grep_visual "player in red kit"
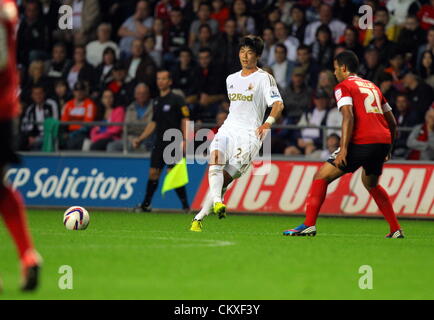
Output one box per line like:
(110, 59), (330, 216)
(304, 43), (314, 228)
(283, 50), (404, 238)
(0, 0), (42, 291)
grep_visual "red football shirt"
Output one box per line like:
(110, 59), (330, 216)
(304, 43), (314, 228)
(334, 75), (392, 145)
(0, 0), (19, 121)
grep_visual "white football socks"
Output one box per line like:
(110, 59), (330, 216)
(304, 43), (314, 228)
(194, 187), (227, 221)
(208, 165), (224, 204)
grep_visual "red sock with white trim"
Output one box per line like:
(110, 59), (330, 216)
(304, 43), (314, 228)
(369, 185), (401, 232)
(0, 187), (35, 265)
(304, 179), (328, 227)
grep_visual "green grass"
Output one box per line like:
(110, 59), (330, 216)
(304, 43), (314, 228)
(1, 209), (434, 300)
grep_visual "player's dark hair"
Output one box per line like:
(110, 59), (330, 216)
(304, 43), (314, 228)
(334, 50), (360, 73)
(239, 35), (264, 57)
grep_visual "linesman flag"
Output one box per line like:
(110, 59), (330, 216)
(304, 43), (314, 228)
(161, 157), (189, 196)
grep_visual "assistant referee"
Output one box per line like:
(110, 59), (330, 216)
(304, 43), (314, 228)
(133, 70), (190, 212)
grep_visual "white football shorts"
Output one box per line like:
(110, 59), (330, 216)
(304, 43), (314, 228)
(209, 126), (262, 179)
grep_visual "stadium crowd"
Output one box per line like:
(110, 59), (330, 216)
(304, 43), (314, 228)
(15, 0), (434, 160)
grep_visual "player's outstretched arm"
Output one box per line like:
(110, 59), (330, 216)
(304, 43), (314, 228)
(383, 111), (397, 161)
(256, 101), (284, 140)
(335, 104), (354, 167)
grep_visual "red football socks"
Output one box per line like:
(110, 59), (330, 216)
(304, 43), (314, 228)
(0, 187), (34, 263)
(304, 179), (328, 227)
(369, 185), (401, 232)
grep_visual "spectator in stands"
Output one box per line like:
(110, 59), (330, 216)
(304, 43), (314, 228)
(340, 27), (364, 61)
(19, 86), (58, 151)
(281, 69), (313, 126)
(193, 48), (226, 121)
(308, 133), (341, 160)
(154, 0), (180, 23)
(21, 60), (52, 105)
(63, 0), (101, 45)
(17, 0), (51, 67)
(263, 6), (282, 31)
(288, 4), (308, 45)
(125, 39), (157, 87)
(363, 6), (400, 46)
(418, 50), (434, 87)
(294, 45), (320, 88)
(417, 0), (434, 31)
(306, 0), (321, 23)
(386, 0), (417, 26)
(66, 46), (97, 95)
(285, 90), (330, 156)
(407, 108), (434, 160)
(397, 15), (426, 65)
(45, 42), (72, 82)
(90, 90), (125, 151)
(230, 0), (255, 36)
(270, 43), (295, 89)
(52, 79), (72, 115)
(317, 69), (337, 99)
(86, 23), (120, 68)
(144, 35), (163, 68)
(311, 24), (335, 71)
(118, 0), (154, 58)
(333, 0), (357, 25)
(60, 81), (97, 150)
(108, 83), (154, 152)
(40, 0), (61, 32)
(171, 47), (200, 104)
(151, 17), (169, 54)
(106, 62), (134, 107)
(211, 0), (230, 32)
(393, 93), (421, 158)
(268, 21), (299, 65)
(384, 50), (408, 92)
(167, 8), (189, 59)
(326, 102), (342, 137)
(358, 47), (384, 85)
(95, 47), (117, 93)
(260, 27), (276, 67)
(403, 72), (434, 123)
(304, 3), (346, 46)
(214, 19), (241, 75)
(189, 2), (219, 47)
(378, 72), (399, 109)
(366, 22), (399, 66)
(416, 27), (434, 68)
(191, 24), (217, 57)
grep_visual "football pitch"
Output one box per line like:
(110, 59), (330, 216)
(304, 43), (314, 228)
(1, 209), (434, 300)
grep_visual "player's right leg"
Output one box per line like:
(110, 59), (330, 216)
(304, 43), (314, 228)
(191, 170), (233, 231)
(283, 162), (346, 236)
(361, 170), (404, 238)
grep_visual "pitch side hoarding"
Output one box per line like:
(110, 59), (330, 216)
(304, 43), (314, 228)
(192, 161), (434, 217)
(6, 154), (206, 209)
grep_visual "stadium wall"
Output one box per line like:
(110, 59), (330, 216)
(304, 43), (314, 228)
(7, 154), (434, 218)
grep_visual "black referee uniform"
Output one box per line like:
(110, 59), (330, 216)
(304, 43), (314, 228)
(140, 90), (190, 211)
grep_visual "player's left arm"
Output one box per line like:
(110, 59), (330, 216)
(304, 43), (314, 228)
(383, 110), (397, 162)
(256, 74), (284, 140)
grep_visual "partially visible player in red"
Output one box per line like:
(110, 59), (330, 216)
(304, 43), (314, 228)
(0, 0), (42, 291)
(283, 50), (404, 238)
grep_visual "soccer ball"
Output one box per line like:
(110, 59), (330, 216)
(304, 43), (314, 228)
(63, 206), (90, 230)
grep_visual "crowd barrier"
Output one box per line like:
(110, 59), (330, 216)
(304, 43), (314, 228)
(7, 154), (434, 218)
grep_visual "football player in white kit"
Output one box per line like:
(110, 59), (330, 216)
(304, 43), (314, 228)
(190, 35), (284, 231)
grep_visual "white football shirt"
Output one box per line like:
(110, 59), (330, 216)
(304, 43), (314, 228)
(222, 68), (283, 132)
